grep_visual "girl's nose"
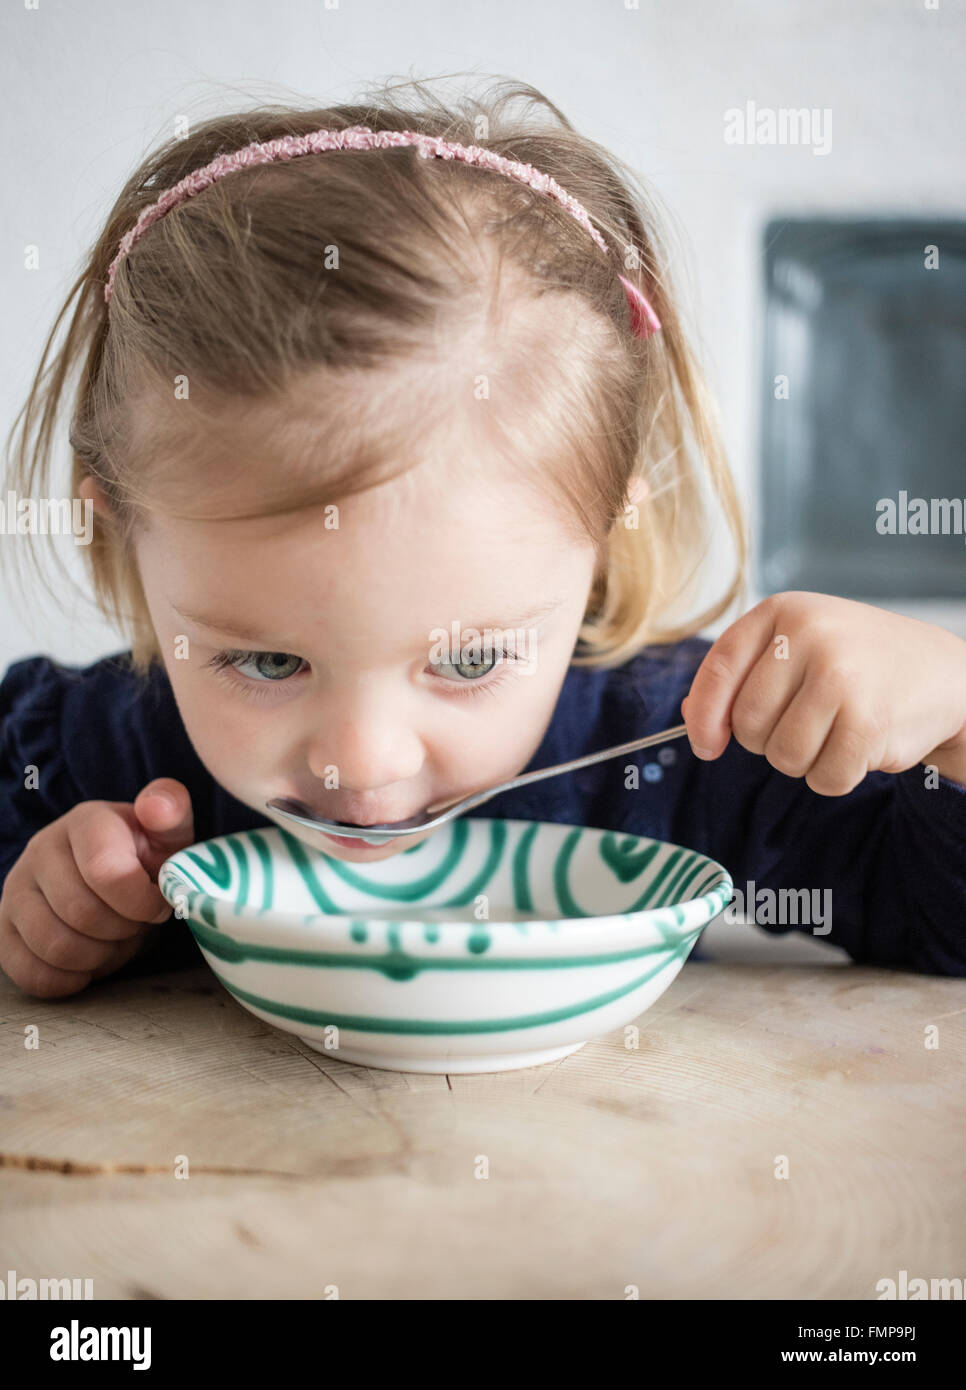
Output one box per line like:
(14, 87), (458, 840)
(305, 701), (425, 794)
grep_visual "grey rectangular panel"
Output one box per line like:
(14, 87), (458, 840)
(760, 220), (966, 598)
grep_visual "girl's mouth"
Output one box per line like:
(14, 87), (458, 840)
(321, 830), (393, 851)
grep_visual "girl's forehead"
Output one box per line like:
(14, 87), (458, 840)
(137, 482), (591, 655)
(139, 468), (573, 557)
(134, 409), (573, 546)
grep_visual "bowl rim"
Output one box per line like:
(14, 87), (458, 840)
(158, 817), (733, 949)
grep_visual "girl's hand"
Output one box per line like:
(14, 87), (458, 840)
(681, 592), (966, 794)
(0, 778), (195, 999)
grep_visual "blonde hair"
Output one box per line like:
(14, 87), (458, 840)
(2, 75), (747, 680)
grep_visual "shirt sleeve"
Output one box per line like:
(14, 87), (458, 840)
(676, 739), (966, 976)
(0, 656), (87, 891)
(618, 639), (966, 977)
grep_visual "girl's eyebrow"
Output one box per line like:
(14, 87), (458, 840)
(170, 594), (568, 646)
(170, 603), (297, 646)
(463, 596), (568, 630)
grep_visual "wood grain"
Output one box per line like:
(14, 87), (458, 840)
(1, 918), (963, 1299)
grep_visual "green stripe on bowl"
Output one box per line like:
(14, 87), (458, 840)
(207, 948), (683, 1034)
(186, 916), (689, 972)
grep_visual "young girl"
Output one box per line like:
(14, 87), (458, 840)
(2, 78), (965, 1000)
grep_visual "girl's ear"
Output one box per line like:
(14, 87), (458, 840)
(626, 475), (650, 507)
(78, 475), (109, 512)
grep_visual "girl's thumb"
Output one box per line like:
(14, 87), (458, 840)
(133, 779), (196, 876)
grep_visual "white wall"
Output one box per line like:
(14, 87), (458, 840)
(2, 0), (963, 670)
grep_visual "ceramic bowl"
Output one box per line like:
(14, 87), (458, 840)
(158, 818), (732, 1075)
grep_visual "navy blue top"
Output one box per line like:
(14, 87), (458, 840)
(2, 639), (965, 976)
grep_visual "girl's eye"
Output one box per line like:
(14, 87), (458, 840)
(435, 648), (501, 682)
(204, 642), (524, 700)
(206, 649), (306, 682)
(431, 642), (522, 696)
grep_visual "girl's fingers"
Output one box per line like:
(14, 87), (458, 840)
(729, 643), (806, 757)
(65, 804), (170, 924)
(0, 910), (94, 999)
(34, 838), (153, 942)
(89, 930), (157, 981)
(13, 885), (120, 973)
(804, 705), (887, 797)
(684, 601), (780, 758)
(761, 671), (841, 780)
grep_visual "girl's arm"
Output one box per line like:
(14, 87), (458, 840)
(0, 652), (196, 905)
(1, 652), (270, 975)
(0, 655), (207, 994)
(0, 655), (87, 892)
(672, 593), (966, 975)
(669, 737), (966, 975)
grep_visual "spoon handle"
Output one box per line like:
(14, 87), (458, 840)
(426, 722), (690, 816)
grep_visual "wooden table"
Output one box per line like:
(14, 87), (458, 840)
(2, 917), (964, 1300)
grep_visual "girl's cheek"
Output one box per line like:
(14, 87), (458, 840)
(167, 667), (268, 761)
(441, 709), (544, 785)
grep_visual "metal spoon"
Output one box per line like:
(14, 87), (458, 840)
(266, 722), (689, 846)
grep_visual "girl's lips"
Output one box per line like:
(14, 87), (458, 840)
(274, 793), (451, 845)
(322, 830), (392, 850)
(278, 798), (415, 828)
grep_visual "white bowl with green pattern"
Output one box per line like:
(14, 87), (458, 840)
(158, 818), (732, 1075)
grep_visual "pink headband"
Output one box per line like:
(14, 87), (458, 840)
(103, 124), (661, 337)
